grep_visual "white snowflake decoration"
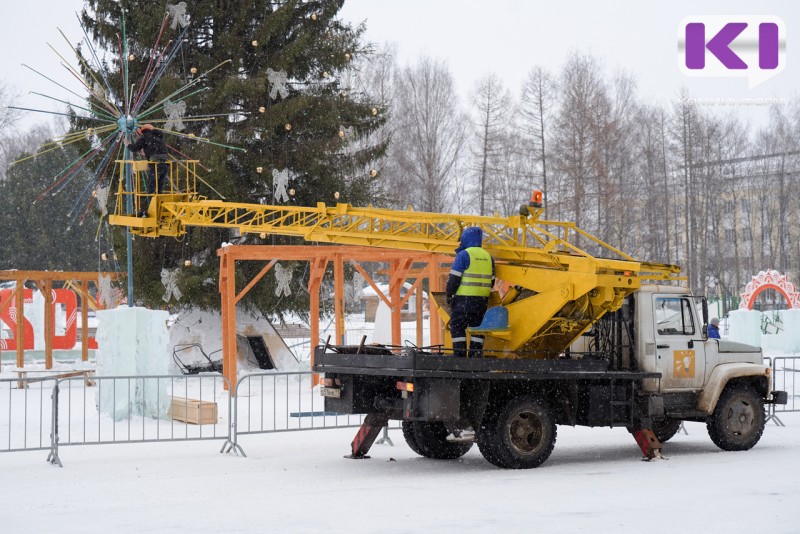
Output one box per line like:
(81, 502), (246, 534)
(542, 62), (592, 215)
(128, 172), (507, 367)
(95, 185), (110, 217)
(161, 268), (183, 303)
(274, 263), (292, 297)
(166, 3), (190, 30)
(98, 274), (116, 309)
(272, 168), (289, 203)
(164, 100), (187, 131)
(266, 68), (289, 100)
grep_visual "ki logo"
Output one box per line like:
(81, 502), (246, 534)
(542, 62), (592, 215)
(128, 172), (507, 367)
(678, 16), (785, 88)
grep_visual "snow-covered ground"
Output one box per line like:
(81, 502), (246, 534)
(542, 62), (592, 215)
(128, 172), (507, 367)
(1, 413), (799, 533)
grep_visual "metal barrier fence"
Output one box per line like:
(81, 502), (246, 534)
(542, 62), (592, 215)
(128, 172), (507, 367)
(48, 374), (233, 466)
(771, 356), (799, 422)
(1, 377), (57, 453)
(229, 371), (397, 456)
(2, 357), (799, 464)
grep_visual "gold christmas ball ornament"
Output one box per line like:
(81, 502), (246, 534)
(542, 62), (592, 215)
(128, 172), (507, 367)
(322, 71), (329, 78)
(344, 53), (351, 61)
(371, 107), (378, 116)
(288, 188), (296, 196)
(338, 129), (345, 138)
(128, 54), (135, 61)
(311, 13), (317, 21)
(334, 191), (340, 200)
(256, 166), (263, 174)
(184, 260), (192, 267)
(284, 123), (292, 131)
(259, 232), (266, 239)
(370, 169), (378, 177)
(101, 253), (108, 261)
(251, 40), (258, 47)
(258, 106), (266, 113)
(190, 67), (198, 75)
(92, 189), (98, 198)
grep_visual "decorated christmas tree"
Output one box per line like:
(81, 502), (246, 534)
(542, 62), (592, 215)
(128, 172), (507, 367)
(78, 0), (386, 316)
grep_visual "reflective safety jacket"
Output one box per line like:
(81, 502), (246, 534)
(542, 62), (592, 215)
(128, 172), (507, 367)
(454, 247), (494, 297)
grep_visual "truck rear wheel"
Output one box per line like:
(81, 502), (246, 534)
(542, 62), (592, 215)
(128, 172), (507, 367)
(411, 421), (472, 459)
(707, 384), (765, 451)
(652, 418), (682, 443)
(401, 421), (425, 456)
(477, 395), (556, 469)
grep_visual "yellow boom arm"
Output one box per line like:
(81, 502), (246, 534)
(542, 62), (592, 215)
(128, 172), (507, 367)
(108, 160), (683, 358)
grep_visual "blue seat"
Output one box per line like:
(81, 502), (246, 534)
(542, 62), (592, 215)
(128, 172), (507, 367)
(475, 306), (509, 331)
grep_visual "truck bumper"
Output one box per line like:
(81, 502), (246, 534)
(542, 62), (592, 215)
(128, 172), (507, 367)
(768, 390), (788, 405)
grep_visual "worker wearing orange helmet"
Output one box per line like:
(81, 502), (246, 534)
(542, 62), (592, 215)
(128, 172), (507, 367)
(124, 124), (170, 215)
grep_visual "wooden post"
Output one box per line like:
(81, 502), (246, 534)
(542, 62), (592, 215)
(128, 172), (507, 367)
(15, 279), (24, 369)
(416, 283), (424, 347)
(219, 252), (237, 392)
(429, 260), (443, 347)
(389, 260), (400, 346)
(334, 253), (345, 345)
(43, 280), (53, 370)
(308, 258), (327, 386)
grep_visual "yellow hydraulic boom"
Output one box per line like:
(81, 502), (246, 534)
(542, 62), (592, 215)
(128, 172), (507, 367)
(109, 160), (683, 358)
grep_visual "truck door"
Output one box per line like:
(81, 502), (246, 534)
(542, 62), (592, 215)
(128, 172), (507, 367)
(653, 295), (707, 391)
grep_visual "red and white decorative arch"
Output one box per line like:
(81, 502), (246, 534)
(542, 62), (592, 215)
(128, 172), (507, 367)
(739, 270), (800, 310)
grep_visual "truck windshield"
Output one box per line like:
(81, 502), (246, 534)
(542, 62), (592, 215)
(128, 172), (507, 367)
(656, 297), (695, 335)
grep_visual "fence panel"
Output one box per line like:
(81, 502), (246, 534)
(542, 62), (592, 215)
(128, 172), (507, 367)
(771, 356), (799, 414)
(231, 371), (399, 455)
(0, 377), (56, 453)
(50, 374), (233, 466)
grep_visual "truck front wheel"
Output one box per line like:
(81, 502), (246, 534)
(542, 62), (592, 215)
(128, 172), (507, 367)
(478, 395), (556, 469)
(707, 384), (765, 451)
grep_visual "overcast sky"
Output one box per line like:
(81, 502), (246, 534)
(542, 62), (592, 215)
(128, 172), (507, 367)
(2, 1), (798, 131)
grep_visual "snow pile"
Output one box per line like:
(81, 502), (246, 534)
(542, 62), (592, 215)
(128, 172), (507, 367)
(762, 309), (800, 355)
(728, 309), (762, 347)
(95, 307), (171, 420)
(168, 308), (302, 373)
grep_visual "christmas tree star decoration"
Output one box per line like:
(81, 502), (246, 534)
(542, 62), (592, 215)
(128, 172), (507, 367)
(267, 68), (289, 100)
(164, 100), (187, 131)
(274, 263), (292, 297)
(272, 168), (289, 202)
(166, 2), (190, 30)
(10, 5), (245, 229)
(161, 268), (183, 303)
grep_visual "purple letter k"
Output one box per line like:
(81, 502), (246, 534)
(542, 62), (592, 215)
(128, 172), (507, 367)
(686, 22), (748, 69)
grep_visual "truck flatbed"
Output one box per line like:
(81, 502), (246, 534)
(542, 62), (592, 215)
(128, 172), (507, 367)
(312, 347), (661, 381)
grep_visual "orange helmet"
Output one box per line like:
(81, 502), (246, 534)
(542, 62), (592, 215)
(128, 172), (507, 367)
(135, 124), (155, 135)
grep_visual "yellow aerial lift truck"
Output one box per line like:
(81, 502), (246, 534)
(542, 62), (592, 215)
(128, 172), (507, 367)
(109, 161), (787, 468)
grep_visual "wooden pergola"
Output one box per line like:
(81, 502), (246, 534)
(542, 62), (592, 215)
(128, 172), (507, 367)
(0, 271), (117, 369)
(217, 246), (452, 389)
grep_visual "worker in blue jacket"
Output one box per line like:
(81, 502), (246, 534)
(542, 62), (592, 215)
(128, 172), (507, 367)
(446, 227), (495, 358)
(708, 317), (721, 339)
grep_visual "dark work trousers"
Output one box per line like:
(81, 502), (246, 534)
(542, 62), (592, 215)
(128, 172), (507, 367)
(449, 295), (489, 358)
(140, 156), (169, 215)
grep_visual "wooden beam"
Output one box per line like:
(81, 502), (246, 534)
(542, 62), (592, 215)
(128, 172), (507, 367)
(15, 280), (24, 369)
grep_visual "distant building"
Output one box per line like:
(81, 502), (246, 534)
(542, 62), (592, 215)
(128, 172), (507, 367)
(361, 282), (428, 322)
